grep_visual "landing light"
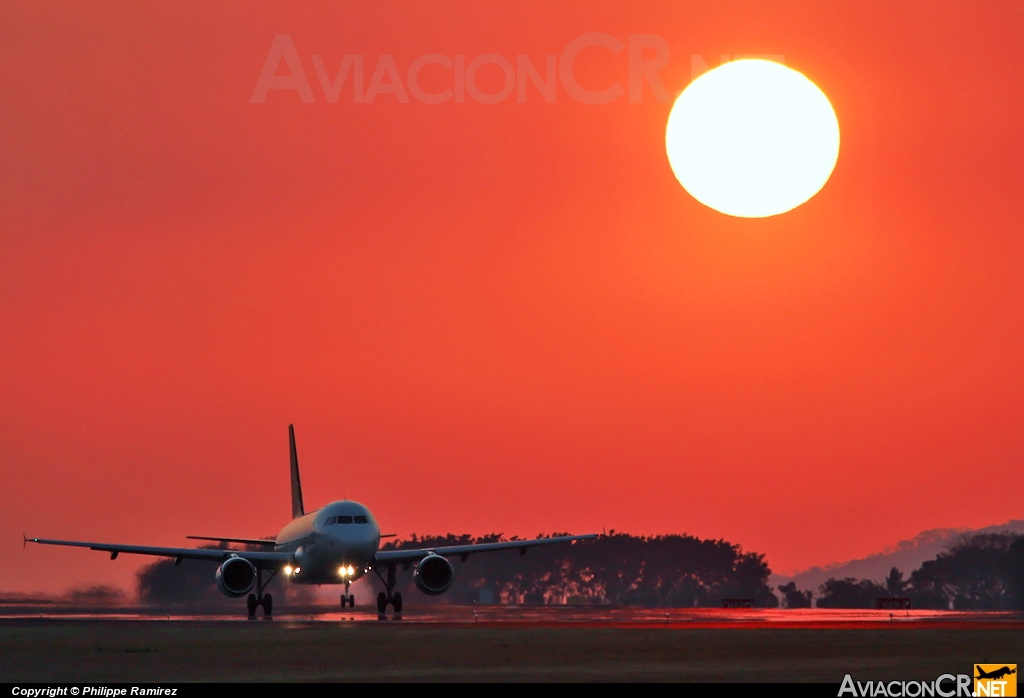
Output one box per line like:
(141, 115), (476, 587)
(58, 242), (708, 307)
(284, 565), (293, 575)
(347, 565), (355, 576)
(339, 566), (347, 577)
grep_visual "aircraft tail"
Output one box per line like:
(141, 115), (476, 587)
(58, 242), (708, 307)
(289, 424), (305, 519)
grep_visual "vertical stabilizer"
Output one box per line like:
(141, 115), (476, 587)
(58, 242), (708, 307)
(289, 424), (305, 519)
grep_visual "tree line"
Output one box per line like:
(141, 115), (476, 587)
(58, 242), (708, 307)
(381, 531), (778, 607)
(780, 533), (1024, 610)
(134, 530), (1024, 609)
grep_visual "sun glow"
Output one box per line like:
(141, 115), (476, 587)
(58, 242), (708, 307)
(665, 59), (840, 218)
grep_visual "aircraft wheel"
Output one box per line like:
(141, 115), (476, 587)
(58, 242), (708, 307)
(347, 594), (355, 608)
(376, 592), (387, 614)
(246, 594), (258, 619)
(393, 592), (403, 614)
(262, 593), (273, 618)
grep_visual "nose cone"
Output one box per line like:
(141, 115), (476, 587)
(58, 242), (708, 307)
(322, 524), (380, 560)
(315, 502), (382, 563)
(325, 528), (379, 568)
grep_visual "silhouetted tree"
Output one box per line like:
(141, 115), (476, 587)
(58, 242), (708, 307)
(885, 567), (906, 597)
(1004, 537), (1024, 610)
(777, 582), (813, 608)
(907, 533), (1020, 610)
(815, 577), (887, 608)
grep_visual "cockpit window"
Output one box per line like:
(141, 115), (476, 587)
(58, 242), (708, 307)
(338, 515), (353, 524)
(354, 515), (368, 524)
(325, 516), (337, 525)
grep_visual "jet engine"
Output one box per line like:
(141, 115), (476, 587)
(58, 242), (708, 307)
(414, 554), (454, 595)
(215, 557), (256, 597)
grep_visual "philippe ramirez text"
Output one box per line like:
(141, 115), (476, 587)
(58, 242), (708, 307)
(11, 690), (178, 698)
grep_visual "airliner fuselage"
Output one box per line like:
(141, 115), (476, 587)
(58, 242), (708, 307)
(274, 500), (380, 585)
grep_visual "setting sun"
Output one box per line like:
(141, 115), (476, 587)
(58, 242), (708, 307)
(665, 59), (840, 218)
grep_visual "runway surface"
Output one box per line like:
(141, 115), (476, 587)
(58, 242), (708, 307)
(2, 605), (1021, 681)
(2, 604), (1023, 628)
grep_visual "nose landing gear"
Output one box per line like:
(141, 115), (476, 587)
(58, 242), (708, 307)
(341, 581), (355, 609)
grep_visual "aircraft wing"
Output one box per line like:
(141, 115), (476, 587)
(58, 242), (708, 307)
(25, 537), (293, 564)
(373, 533), (598, 563)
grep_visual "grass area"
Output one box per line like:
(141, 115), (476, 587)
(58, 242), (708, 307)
(1, 620), (1019, 682)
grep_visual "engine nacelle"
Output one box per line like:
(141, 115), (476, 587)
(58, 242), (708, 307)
(414, 554), (454, 596)
(215, 557), (256, 598)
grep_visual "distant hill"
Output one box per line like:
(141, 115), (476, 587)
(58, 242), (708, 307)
(772, 519), (1024, 593)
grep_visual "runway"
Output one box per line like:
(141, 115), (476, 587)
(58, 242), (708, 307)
(2, 604), (1023, 628)
(2, 606), (1020, 682)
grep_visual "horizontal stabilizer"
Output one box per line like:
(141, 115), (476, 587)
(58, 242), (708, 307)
(374, 533), (598, 563)
(185, 536), (276, 547)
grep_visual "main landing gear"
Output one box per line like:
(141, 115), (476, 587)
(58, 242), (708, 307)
(341, 581), (355, 609)
(247, 565), (276, 620)
(377, 591), (402, 615)
(374, 563), (403, 618)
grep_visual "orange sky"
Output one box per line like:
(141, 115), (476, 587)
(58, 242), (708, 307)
(3, 1), (1024, 594)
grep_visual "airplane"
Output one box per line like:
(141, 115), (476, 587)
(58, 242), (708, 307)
(26, 425), (597, 618)
(976, 667), (1017, 681)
